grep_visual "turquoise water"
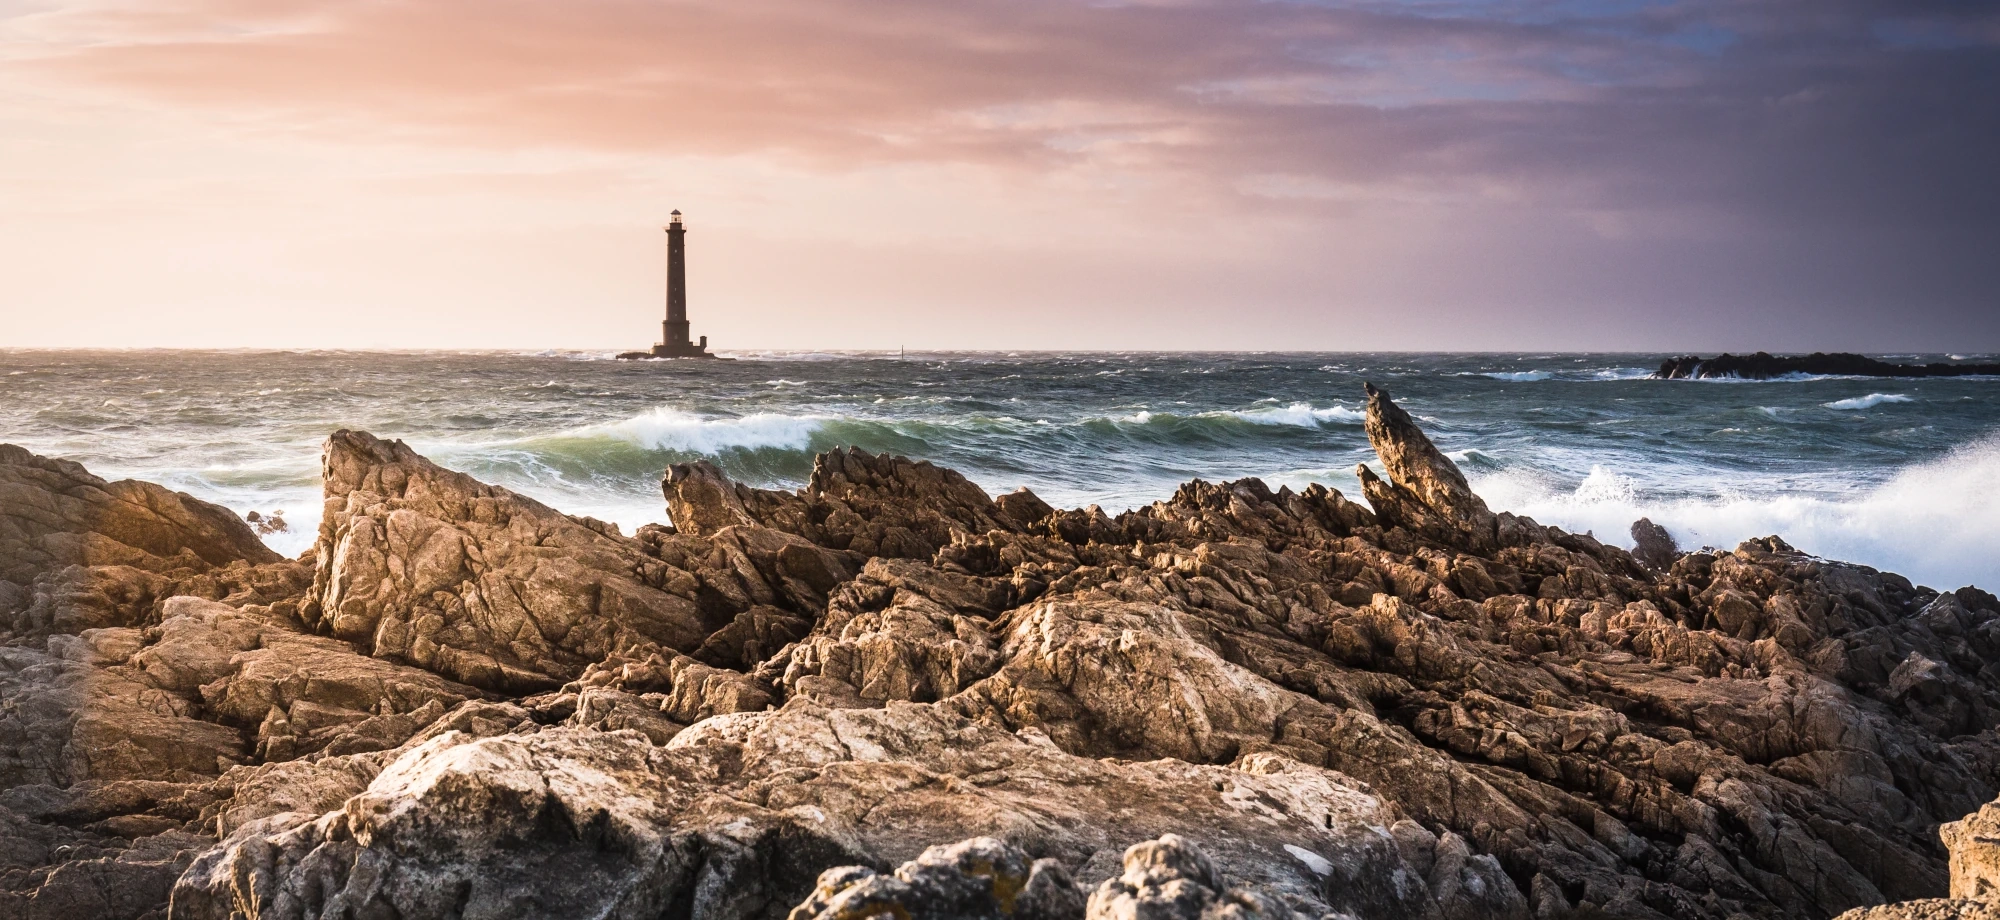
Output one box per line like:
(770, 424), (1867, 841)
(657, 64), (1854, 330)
(3, 350), (1994, 590)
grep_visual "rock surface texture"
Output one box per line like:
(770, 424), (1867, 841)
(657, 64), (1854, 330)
(4, 385), (1999, 920)
(1833, 794), (2000, 920)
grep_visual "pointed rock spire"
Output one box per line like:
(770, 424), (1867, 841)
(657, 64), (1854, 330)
(1355, 383), (1498, 552)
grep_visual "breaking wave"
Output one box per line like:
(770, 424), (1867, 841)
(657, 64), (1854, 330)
(1824, 393), (1913, 410)
(1213, 402), (1365, 426)
(590, 407), (825, 454)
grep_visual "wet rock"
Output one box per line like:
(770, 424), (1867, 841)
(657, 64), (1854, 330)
(1631, 518), (1680, 570)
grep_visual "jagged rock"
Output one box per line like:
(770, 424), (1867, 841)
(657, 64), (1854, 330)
(304, 430), (717, 691)
(780, 557), (1007, 707)
(662, 458), (758, 535)
(1356, 384), (1498, 553)
(0, 444), (279, 585)
(0, 444), (301, 637)
(669, 446), (1018, 558)
(0, 817), (210, 920)
(1631, 518), (1680, 571)
(1943, 801), (2000, 901)
(1837, 903), (2000, 920)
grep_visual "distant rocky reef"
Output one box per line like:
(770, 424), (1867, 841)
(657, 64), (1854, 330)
(1656, 351), (2000, 379)
(4, 389), (2000, 920)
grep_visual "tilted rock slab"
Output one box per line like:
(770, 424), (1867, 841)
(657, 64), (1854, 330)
(304, 430), (720, 691)
(0, 442), (300, 636)
(0, 443), (278, 585)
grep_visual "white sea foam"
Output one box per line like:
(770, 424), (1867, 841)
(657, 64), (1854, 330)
(721, 350), (880, 362)
(1481, 371), (1551, 382)
(1471, 440), (2000, 590)
(1214, 402), (1364, 426)
(587, 407), (824, 453)
(1103, 402), (1362, 427)
(1824, 393), (1913, 410)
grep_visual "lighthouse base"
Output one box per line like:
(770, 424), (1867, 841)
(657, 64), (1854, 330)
(617, 338), (719, 360)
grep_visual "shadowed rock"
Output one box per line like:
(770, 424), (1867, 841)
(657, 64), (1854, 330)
(1836, 795), (2000, 919)
(1631, 517), (1680, 570)
(787, 837), (1084, 920)
(1656, 353), (2000, 380)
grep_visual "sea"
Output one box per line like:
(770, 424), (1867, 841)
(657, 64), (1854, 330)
(3, 350), (1995, 592)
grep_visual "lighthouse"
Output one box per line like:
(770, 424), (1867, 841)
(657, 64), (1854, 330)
(621, 210), (716, 359)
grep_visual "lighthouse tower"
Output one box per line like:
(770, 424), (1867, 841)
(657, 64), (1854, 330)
(650, 210), (713, 358)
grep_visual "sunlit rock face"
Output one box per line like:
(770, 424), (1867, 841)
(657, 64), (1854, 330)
(5, 386), (2000, 919)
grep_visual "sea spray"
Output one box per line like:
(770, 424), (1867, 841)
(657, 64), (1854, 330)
(1471, 439), (2000, 591)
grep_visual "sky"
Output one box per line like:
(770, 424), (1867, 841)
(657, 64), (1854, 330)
(2, 0), (1996, 351)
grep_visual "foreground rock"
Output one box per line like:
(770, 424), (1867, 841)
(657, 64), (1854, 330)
(1654, 352), (2000, 379)
(0, 443), (301, 636)
(0, 446), (313, 920)
(5, 384), (1999, 919)
(174, 705), (1508, 919)
(1834, 796), (2000, 920)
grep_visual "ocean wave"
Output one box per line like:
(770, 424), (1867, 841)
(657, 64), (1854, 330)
(1104, 403), (1364, 430)
(1219, 402), (1365, 426)
(1480, 371), (1552, 382)
(1471, 439), (2000, 590)
(1825, 393), (1913, 410)
(585, 407), (825, 454)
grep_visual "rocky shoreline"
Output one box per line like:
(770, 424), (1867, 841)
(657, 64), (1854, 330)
(1654, 352), (2000, 380)
(3, 387), (1999, 919)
